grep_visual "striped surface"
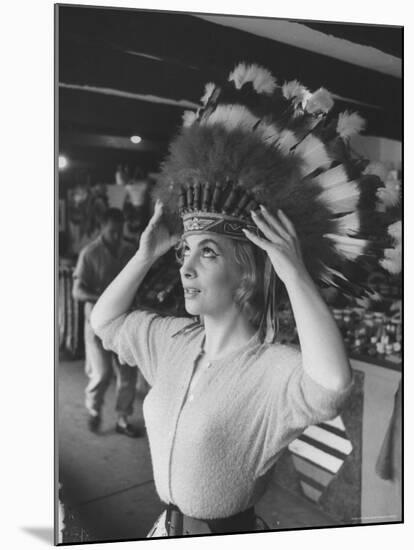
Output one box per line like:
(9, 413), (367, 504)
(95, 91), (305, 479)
(288, 416), (353, 503)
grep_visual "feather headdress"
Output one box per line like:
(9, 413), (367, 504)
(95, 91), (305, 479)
(380, 220), (402, 274)
(155, 62), (401, 339)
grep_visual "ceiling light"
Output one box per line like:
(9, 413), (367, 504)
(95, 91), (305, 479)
(130, 135), (142, 144)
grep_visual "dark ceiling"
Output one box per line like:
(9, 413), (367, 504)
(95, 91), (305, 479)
(57, 5), (402, 180)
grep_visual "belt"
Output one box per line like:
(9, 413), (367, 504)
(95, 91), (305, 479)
(165, 503), (256, 536)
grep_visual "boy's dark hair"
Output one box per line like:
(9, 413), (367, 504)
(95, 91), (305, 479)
(101, 208), (124, 225)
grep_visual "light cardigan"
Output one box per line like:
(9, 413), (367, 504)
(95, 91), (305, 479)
(95, 310), (353, 519)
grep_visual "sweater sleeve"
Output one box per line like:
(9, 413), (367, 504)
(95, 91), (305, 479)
(286, 359), (354, 425)
(93, 310), (191, 386)
(261, 345), (354, 456)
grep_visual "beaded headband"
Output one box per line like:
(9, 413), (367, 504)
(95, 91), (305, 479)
(179, 180), (259, 240)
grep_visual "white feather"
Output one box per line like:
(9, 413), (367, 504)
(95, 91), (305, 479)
(228, 62), (277, 95)
(278, 130), (298, 153)
(319, 181), (360, 214)
(202, 104), (259, 132)
(282, 80), (311, 108)
(363, 161), (388, 182)
(202, 104), (282, 147)
(337, 111), (366, 140)
(325, 234), (368, 260)
(380, 245), (402, 274)
(182, 110), (197, 127)
(259, 122), (281, 145)
(200, 82), (215, 105)
(376, 179), (401, 208)
(317, 165), (349, 189)
(335, 212), (360, 235)
(295, 135), (331, 176)
(388, 220), (402, 243)
(306, 88), (334, 114)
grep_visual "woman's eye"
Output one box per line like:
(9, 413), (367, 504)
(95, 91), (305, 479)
(202, 247), (218, 258)
(182, 245), (190, 256)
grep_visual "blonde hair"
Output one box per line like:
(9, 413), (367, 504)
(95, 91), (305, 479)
(229, 240), (266, 328)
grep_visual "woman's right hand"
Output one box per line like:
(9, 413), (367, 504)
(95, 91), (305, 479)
(137, 200), (180, 262)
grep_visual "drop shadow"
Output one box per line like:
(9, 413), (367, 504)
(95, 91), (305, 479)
(21, 526), (54, 544)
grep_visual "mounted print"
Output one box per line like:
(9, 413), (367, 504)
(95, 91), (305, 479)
(55, 3), (402, 545)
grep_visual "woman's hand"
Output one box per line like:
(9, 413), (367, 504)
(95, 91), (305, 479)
(138, 200), (180, 262)
(243, 205), (308, 286)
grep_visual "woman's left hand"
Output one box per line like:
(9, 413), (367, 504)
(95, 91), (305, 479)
(243, 205), (308, 285)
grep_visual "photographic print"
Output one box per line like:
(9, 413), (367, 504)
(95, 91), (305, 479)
(56, 4), (402, 545)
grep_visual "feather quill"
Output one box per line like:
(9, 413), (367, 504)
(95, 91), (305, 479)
(200, 82), (216, 105)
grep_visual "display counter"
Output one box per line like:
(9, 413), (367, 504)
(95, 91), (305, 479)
(351, 357), (401, 524)
(273, 355), (402, 526)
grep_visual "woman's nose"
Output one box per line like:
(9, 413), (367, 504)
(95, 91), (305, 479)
(180, 255), (197, 279)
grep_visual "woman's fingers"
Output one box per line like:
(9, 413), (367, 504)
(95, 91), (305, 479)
(258, 206), (291, 240)
(151, 199), (163, 221)
(250, 210), (285, 244)
(277, 209), (297, 237)
(145, 200), (163, 231)
(242, 228), (272, 251)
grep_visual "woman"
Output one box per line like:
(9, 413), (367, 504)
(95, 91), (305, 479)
(91, 63), (396, 536)
(90, 199), (353, 534)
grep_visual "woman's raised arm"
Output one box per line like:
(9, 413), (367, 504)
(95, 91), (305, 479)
(244, 206), (352, 392)
(90, 200), (180, 332)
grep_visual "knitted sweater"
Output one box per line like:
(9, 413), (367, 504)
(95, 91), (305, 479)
(95, 311), (353, 519)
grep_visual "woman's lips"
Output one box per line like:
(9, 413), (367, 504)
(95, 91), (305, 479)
(184, 288), (201, 298)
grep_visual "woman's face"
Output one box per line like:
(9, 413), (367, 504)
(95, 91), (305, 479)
(178, 233), (242, 318)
